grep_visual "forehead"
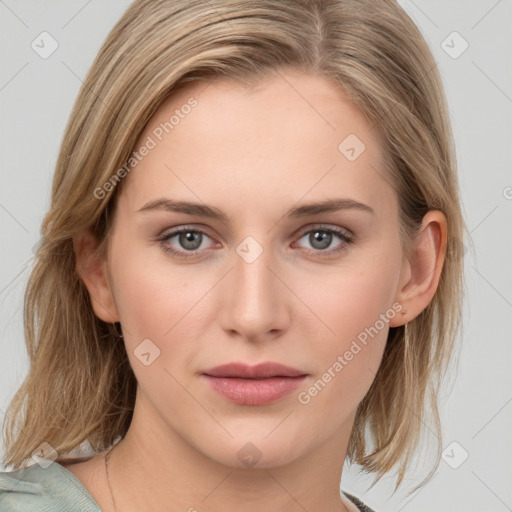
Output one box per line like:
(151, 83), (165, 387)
(117, 70), (394, 219)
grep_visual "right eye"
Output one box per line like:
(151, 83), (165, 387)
(158, 227), (219, 259)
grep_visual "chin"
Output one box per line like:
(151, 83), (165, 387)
(197, 431), (306, 470)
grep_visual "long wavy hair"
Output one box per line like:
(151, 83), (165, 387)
(2, 0), (465, 493)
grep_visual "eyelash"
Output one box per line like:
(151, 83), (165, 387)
(157, 224), (355, 260)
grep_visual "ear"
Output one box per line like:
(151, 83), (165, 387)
(73, 228), (120, 323)
(390, 210), (447, 327)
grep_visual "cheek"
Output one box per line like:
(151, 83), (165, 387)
(295, 286), (391, 418)
(297, 242), (401, 343)
(107, 229), (205, 352)
(293, 247), (402, 409)
(113, 265), (203, 344)
(110, 258), (210, 402)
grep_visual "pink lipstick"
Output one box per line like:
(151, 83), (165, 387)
(201, 362), (308, 406)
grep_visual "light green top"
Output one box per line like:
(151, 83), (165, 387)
(0, 461), (376, 512)
(0, 461), (102, 511)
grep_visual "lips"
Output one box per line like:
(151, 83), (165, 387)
(201, 362), (308, 405)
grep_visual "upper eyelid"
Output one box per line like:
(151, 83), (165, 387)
(296, 223), (352, 237)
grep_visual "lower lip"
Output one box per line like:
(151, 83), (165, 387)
(201, 375), (307, 405)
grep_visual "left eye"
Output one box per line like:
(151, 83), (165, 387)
(294, 226), (353, 254)
(158, 225), (353, 259)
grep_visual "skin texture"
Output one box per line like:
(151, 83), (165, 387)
(69, 69), (447, 512)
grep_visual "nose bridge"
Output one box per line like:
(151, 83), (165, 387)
(220, 237), (288, 339)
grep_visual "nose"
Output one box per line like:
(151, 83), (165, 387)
(217, 241), (291, 343)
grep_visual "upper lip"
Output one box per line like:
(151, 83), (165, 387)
(202, 362), (307, 379)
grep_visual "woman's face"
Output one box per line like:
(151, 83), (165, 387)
(100, 70), (409, 468)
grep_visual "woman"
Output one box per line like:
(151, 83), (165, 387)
(0, 0), (464, 511)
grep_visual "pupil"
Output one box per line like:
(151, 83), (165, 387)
(181, 231), (201, 249)
(312, 231), (331, 249)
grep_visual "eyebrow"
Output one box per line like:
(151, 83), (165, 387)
(137, 197), (374, 223)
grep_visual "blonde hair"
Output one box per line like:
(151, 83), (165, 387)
(2, 0), (465, 493)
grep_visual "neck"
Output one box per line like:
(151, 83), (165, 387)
(107, 391), (356, 512)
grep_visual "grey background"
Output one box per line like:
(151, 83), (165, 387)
(1, 1), (511, 511)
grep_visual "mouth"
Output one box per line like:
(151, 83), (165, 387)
(201, 362), (308, 405)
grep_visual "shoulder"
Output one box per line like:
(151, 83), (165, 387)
(343, 491), (378, 512)
(0, 461), (101, 512)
